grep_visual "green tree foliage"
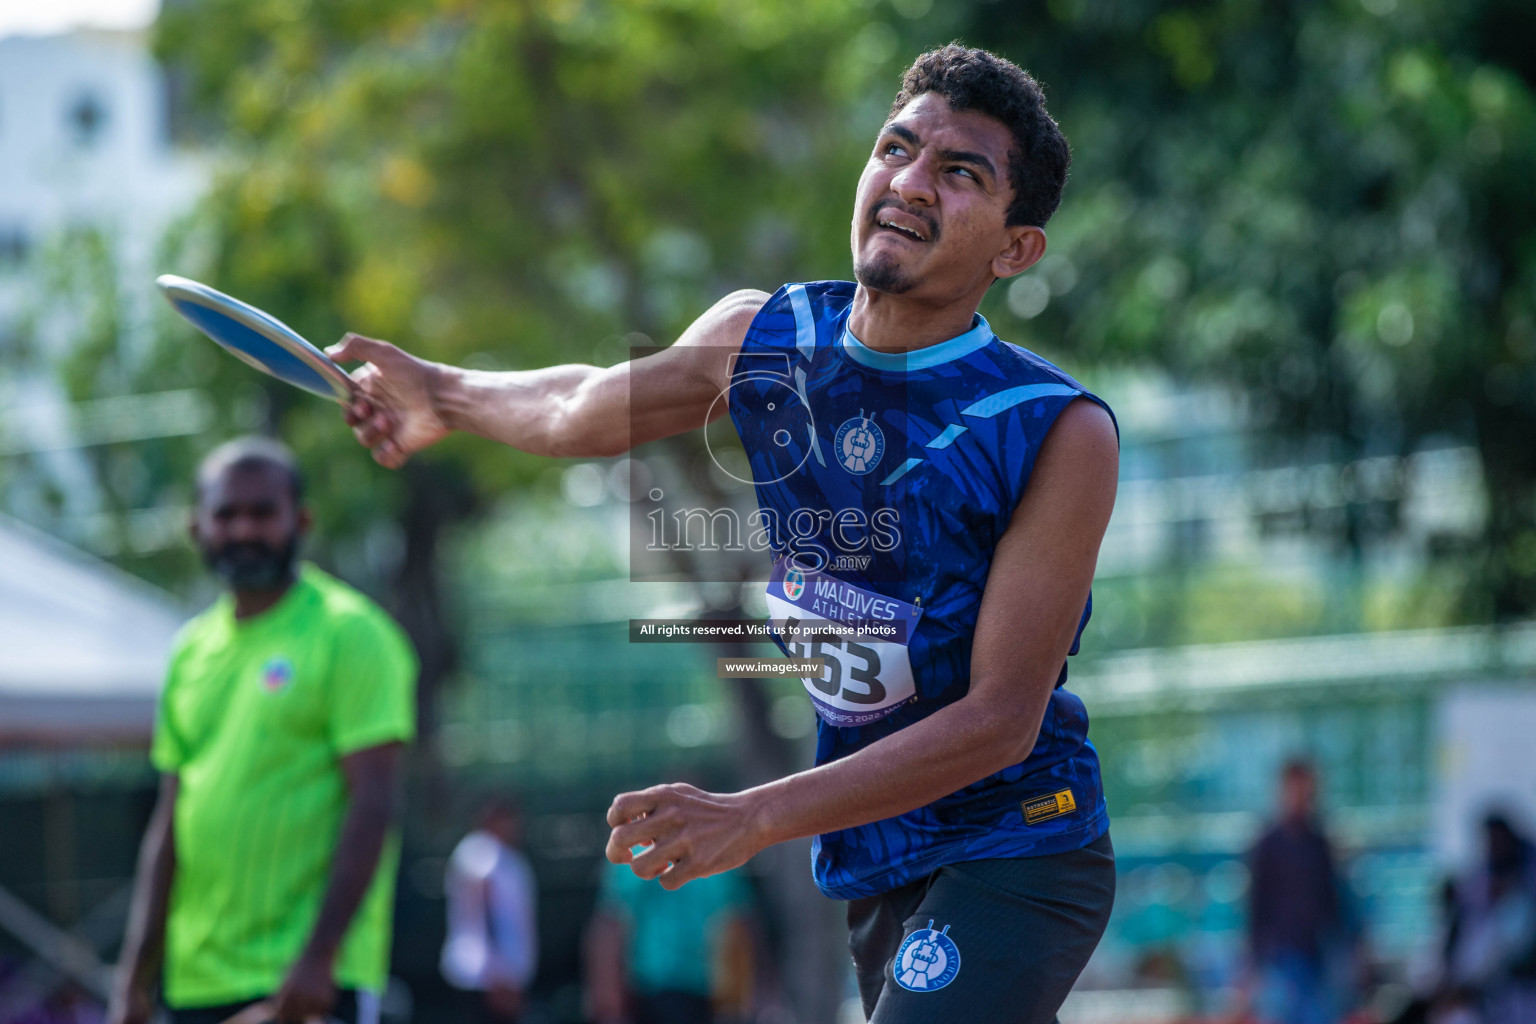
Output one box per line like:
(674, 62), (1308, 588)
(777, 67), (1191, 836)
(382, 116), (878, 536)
(56, 0), (1536, 628)
(129, 0), (923, 730)
(955, 0), (1536, 618)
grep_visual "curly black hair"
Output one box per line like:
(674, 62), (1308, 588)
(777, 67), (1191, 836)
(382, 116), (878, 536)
(890, 43), (1071, 229)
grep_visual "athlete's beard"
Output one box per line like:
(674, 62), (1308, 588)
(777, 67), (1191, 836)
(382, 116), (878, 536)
(854, 199), (938, 295)
(202, 537), (298, 591)
(853, 252), (916, 295)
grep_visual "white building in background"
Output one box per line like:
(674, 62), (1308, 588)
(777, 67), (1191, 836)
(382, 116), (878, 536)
(0, 28), (209, 544)
(0, 29), (204, 297)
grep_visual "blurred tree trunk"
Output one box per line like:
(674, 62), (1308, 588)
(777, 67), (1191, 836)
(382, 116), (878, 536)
(646, 435), (847, 1024)
(390, 459), (476, 822)
(711, 611), (846, 1024)
(1475, 405), (1536, 620)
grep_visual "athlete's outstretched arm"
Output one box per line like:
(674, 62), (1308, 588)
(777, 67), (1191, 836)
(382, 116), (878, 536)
(604, 398), (1120, 888)
(327, 290), (767, 468)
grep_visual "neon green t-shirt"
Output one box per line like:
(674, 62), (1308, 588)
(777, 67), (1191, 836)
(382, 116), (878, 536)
(151, 564), (417, 1008)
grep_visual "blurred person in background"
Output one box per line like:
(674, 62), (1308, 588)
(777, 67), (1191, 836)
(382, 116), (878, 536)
(441, 799), (539, 1023)
(584, 856), (753, 1024)
(1246, 758), (1358, 1024)
(108, 438), (419, 1024)
(1442, 812), (1536, 1023)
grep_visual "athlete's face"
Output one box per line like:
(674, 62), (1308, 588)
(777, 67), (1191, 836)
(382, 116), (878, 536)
(851, 93), (1045, 300)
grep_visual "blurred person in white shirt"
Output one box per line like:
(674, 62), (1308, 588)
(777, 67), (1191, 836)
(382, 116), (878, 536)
(441, 800), (538, 1023)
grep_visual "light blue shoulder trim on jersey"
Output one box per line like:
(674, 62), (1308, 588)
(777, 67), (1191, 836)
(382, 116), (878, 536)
(841, 314), (995, 372)
(786, 284), (818, 363)
(961, 382), (1080, 419)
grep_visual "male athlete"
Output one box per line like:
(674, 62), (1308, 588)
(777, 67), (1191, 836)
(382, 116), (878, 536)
(330, 44), (1118, 1023)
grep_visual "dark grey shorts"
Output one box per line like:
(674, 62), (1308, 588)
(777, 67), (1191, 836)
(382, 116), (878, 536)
(846, 833), (1115, 1024)
(168, 990), (378, 1024)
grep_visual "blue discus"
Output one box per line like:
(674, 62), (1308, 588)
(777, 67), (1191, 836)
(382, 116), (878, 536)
(156, 274), (354, 403)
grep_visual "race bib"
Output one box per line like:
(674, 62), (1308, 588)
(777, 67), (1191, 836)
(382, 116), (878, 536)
(765, 556), (924, 727)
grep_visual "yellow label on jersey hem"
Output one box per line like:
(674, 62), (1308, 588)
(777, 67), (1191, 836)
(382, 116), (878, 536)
(1022, 788), (1077, 824)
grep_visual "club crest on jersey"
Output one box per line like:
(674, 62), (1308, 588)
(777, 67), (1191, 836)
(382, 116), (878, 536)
(782, 568), (806, 601)
(260, 656), (295, 693)
(835, 412), (884, 475)
(894, 921), (960, 993)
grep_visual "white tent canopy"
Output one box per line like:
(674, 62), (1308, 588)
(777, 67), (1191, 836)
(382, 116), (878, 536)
(0, 515), (184, 742)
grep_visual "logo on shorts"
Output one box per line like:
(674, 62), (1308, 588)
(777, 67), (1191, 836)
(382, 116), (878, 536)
(835, 412), (884, 475)
(782, 568), (806, 601)
(894, 920), (960, 993)
(260, 656), (295, 693)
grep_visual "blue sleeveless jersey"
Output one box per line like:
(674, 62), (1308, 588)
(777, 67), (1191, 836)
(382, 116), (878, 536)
(727, 281), (1114, 900)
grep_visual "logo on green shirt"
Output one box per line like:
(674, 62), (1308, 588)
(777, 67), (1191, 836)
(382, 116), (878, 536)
(261, 656), (296, 693)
